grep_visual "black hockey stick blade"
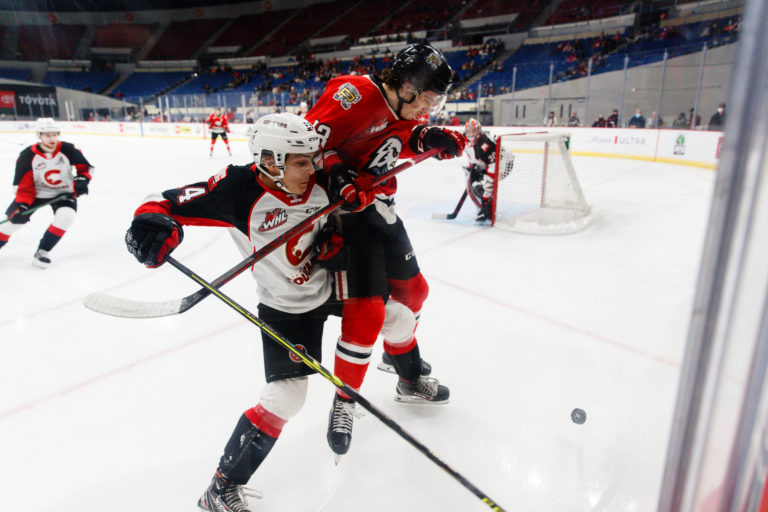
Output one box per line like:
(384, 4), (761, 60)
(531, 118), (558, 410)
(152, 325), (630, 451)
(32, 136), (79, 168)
(84, 148), (443, 318)
(432, 189), (468, 220)
(163, 255), (508, 512)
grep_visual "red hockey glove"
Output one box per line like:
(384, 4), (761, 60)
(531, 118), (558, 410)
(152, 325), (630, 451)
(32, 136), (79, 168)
(329, 165), (376, 212)
(125, 213), (184, 267)
(412, 126), (467, 160)
(313, 224), (349, 271)
(6, 202), (31, 224)
(73, 175), (90, 197)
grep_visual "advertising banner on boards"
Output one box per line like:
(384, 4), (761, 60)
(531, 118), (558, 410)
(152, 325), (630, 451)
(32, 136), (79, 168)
(0, 84), (59, 118)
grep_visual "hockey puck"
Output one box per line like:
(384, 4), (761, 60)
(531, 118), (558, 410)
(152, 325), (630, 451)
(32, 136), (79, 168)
(571, 408), (586, 424)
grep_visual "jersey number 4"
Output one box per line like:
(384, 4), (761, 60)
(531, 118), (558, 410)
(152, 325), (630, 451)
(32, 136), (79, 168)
(177, 186), (207, 204)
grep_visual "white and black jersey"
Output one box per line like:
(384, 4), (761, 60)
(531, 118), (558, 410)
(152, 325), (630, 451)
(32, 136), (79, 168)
(136, 164), (332, 314)
(13, 141), (93, 203)
(465, 132), (496, 174)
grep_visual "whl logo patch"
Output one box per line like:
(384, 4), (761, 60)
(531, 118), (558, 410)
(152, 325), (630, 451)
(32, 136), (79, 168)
(258, 208), (287, 231)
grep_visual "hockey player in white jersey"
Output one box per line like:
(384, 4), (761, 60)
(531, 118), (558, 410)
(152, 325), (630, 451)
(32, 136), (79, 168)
(124, 113), (349, 512)
(0, 118), (94, 267)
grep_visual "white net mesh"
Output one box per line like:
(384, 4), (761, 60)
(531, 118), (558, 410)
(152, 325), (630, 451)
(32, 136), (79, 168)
(493, 132), (595, 234)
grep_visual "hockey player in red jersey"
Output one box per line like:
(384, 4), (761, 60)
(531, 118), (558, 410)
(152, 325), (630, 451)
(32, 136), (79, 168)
(304, 43), (468, 456)
(206, 108), (231, 156)
(464, 118), (497, 222)
(0, 118), (94, 268)
(124, 113), (351, 512)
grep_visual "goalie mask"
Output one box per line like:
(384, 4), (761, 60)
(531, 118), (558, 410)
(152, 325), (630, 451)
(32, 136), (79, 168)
(389, 43), (453, 117)
(248, 113), (322, 192)
(464, 118), (481, 141)
(35, 117), (60, 137)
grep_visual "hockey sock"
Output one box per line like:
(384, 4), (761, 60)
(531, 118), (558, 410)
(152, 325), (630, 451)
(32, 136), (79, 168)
(225, 141), (231, 152)
(388, 343), (423, 382)
(218, 413), (278, 485)
(0, 232), (8, 249)
(38, 226), (65, 252)
(334, 297), (385, 399)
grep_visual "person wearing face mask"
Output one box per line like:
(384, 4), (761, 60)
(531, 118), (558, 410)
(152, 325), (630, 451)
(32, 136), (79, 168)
(628, 108), (646, 128)
(708, 103), (726, 131)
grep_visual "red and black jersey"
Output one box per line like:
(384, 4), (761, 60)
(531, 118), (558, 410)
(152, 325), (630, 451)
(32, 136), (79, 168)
(304, 74), (426, 199)
(206, 113), (229, 134)
(13, 141), (93, 203)
(465, 132), (497, 177)
(135, 164), (332, 313)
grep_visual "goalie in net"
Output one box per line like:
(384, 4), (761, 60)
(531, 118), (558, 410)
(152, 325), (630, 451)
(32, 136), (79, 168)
(491, 131), (595, 234)
(463, 118), (497, 222)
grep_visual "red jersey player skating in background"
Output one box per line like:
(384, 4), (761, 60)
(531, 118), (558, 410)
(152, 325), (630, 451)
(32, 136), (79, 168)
(304, 43), (467, 456)
(206, 108), (231, 156)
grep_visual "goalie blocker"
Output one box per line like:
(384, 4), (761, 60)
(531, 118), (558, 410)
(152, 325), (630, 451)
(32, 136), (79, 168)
(489, 131), (596, 234)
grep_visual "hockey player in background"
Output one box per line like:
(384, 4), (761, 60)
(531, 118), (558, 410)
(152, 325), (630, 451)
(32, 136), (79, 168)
(206, 107), (231, 156)
(463, 118), (497, 222)
(0, 117), (94, 268)
(304, 42), (467, 456)
(124, 113), (350, 512)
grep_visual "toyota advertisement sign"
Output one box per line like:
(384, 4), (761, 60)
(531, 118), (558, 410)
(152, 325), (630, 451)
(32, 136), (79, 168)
(0, 84), (59, 118)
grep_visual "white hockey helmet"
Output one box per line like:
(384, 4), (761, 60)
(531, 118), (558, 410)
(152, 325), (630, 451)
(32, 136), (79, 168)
(35, 117), (60, 137)
(248, 112), (322, 188)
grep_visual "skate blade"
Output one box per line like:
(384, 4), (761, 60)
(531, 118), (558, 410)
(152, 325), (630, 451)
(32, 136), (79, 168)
(334, 453), (342, 465)
(394, 395), (450, 405)
(376, 362), (396, 374)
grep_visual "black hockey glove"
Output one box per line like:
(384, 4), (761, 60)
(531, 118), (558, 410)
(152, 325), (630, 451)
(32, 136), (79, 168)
(125, 213), (184, 267)
(6, 202), (31, 224)
(312, 224), (349, 272)
(329, 165), (376, 212)
(73, 175), (90, 197)
(411, 126), (467, 160)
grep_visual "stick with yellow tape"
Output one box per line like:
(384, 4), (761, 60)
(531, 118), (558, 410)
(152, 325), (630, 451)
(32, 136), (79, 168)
(163, 253), (507, 512)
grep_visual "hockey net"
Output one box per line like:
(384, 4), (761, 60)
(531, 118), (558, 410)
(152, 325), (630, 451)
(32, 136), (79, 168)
(492, 132), (595, 234)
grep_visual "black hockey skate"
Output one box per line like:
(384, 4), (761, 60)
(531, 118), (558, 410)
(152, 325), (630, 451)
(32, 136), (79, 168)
(198, 470), (262, 512)
(32, 249), (51, 269)
(475, 198), (492, 223)
(395, 376), (450, 404)
(376, 352), (432, 376)
(327, 394), (355, 461)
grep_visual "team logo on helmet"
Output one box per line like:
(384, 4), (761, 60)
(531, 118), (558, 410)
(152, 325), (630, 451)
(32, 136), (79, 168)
(333, 83), (361, 110)
(425, 53), (440, 70)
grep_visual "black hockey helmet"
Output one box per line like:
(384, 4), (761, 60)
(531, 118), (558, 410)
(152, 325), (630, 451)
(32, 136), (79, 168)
(385, 43), (453, 115)
(390, 43), (453, 96)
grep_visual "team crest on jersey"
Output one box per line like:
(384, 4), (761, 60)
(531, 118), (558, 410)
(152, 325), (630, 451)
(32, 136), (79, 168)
(258, 208), (287, 231)
(333, 83), (361, 110)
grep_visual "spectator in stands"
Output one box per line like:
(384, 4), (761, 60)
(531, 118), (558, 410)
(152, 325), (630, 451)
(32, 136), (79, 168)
(607, 109), (619, 128)
(628, 109), (646, 128)
(567, 112), (581, 127)
(592, 115), (607, 127)
(672, 112), (688, 128)
(646, 111), (664, 128)
(708, 103), (726, 131)
(543, 111), (557, 127)
(688, 108), (702, 129)
(449, 112), (460, 126)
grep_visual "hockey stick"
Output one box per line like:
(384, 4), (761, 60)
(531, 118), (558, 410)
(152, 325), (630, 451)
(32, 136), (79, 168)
(0, 194), (69, 225)
(163, 254), (507, 512)
(432, 189), (468, 220)
(84, 148), (443, 318)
